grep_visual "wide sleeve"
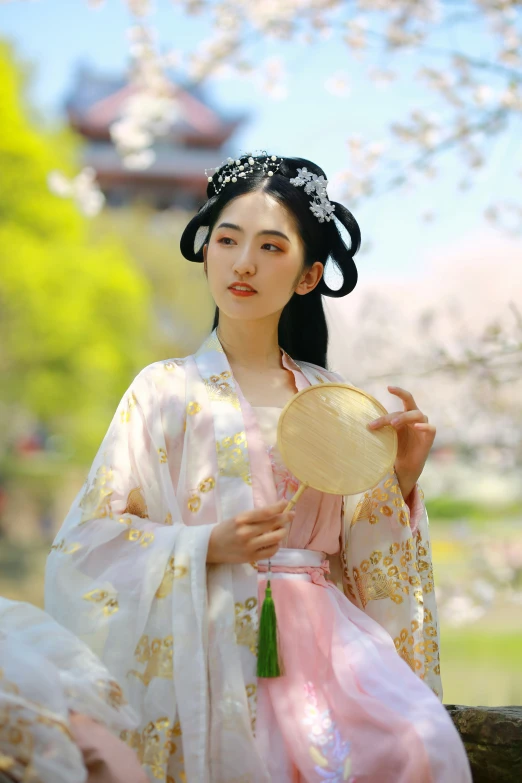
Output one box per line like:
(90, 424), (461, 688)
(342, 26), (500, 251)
(45, 366), (214, 782)
(340, 469), (443, 700)
(0, 597), (145, 783)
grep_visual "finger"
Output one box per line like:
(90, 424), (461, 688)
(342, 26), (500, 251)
(413, 423), (436, 434)
(253, 527), (288, 553)
(255, 544), (281, 561)
(369, 410), (427, 430)
(243, 511), (295, 539)
(390, 411), (429, 428)
(368, 411), (403, 430)
(236, 500), (287, 525)
(387, 386), (419, 412)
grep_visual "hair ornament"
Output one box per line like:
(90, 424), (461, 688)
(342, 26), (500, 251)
(205, 152), (283, 197)
(289, 168), (335, 223)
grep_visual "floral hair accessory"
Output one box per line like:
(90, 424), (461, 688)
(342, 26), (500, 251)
(205, 152), (284, 196)
(289, 168), (336, 223)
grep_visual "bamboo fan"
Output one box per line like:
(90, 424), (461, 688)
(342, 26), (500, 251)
(277, 383), (398, 510)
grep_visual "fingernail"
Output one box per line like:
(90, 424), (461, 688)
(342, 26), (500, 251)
(368, 421), (378, 429)
(391, 417), (400, 425)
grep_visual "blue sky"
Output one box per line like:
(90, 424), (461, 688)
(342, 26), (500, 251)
(1, 0), (518, 282)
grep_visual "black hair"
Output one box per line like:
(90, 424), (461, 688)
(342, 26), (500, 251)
(179, 154), (361, 368)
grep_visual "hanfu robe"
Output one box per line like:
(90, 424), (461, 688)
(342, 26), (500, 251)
(0, 598), (147, 783)
(45, 331), (471, 783)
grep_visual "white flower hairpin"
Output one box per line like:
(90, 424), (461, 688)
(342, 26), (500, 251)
(289, 168), (336, 223)
(203, 155), (335, 223)
(205, 152), (283, 196)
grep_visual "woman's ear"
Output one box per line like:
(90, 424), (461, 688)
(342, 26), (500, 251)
(295, 261), (324, 295)
(203, 244), (208, 275)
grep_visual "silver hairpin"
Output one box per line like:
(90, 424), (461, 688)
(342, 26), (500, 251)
(205, 152), (283, 196)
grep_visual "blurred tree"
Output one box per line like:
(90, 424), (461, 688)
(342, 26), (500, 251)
(92, 206), (214, 363)
(0, 41), (152, 461)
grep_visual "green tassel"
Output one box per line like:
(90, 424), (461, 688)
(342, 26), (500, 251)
(257, 579), (283, 678)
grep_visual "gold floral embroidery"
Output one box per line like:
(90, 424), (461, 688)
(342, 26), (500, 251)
(121, 717), (182, 778)
(0, 702), (74, 781)
(245, 683), (257, 734)
(124, 528), (155, 547)
(158, 448), (168, 464)
(120, 392), (137, 423)
(380, 505), (393, 516)
(200, 477), (215, 493)
(196, 331), (224, 356)
(314, 374), (325, 384)
(49, 538), (82, 555)
(217, 432), (252, 485)
(0, 753), (14, 772)
(128, 635), (173, 686)
(164, 512), (173, 525)
(79, 464), (114, 524)
(394, 627), (416, 671)
(353, 569), (404, 608)
(351, 494), (371, 524)
(187, 401), (201, 415)
(340, 548), (357, 604)
(203, 371), (240, 409)
(187, 476), (216, 513)
(187, 495), (201, 513)
(398, 510), (409, 526)
(235, 597), (258, 654)
(83, 588), (119, 616)
(95, 679), (128, 709)
(123, 487), (149, 519)
(155, 557), (189, 598)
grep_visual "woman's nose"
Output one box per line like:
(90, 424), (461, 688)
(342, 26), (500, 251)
(232, 248), (256, 275)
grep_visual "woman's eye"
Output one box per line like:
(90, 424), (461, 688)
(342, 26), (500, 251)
(262, 243), (281, 252)
(218, 236), (235, 245)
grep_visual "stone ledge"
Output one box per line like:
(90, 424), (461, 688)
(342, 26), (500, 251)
(446, 705), (522, 783)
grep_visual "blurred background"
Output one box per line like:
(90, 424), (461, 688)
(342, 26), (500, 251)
(0, 0), (521, 707)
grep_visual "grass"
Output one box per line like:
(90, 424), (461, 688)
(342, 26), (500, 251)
(427, 496), (522, 525)
(441, 628), (522, 705)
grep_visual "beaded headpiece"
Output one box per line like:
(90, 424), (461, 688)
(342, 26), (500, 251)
(204, 152), (335, 224)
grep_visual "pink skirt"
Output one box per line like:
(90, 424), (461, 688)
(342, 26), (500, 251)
(255, 549), (471, 783)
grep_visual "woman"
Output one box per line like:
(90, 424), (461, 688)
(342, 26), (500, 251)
(46, 154), (471, 782)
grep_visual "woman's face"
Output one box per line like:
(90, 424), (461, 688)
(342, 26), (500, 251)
(203, 190), (323, 322)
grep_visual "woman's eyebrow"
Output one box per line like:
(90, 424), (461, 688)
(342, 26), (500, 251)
(216, 222), (290, 242)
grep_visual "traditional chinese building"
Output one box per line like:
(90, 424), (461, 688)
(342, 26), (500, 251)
(66, 65), (246, 210)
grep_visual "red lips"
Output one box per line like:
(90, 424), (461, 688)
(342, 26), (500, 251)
(228, 283), (257, 297)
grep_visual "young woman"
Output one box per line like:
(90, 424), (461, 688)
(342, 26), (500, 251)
(45, 154), (471, 782)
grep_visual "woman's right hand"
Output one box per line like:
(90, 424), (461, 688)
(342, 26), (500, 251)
(207, 500), (294, 565)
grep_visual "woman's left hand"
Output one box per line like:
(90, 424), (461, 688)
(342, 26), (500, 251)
(368, 386), (436, 500)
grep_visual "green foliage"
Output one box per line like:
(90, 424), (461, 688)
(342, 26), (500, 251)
(92, 207), (214, 360)
(0, 41), (80, 239)
(0, 41), (151, 461)
(428, 496), (522, 523)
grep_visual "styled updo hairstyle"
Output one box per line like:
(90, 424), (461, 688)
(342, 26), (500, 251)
(180, 154), (361, 368)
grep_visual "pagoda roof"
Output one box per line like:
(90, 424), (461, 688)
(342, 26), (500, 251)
(66, 64), (245, 147)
